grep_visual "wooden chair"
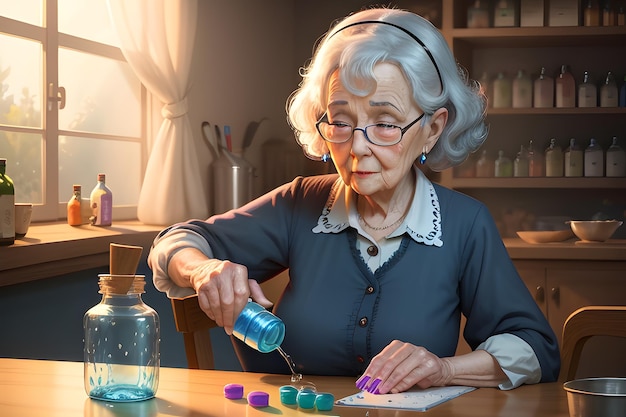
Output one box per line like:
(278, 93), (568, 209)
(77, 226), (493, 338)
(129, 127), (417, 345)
(560, 305), (626, 381)
(170, 294), (219, 369)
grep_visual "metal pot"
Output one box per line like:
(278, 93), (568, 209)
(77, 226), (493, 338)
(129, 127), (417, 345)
(564, 377), (626, 417)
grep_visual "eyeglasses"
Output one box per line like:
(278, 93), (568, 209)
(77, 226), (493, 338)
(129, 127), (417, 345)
(315, 112), (424, 147)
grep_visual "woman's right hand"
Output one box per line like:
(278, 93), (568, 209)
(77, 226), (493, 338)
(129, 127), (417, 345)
(169, 248), (272, 334)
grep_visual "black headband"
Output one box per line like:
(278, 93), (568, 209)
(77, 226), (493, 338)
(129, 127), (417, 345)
(330, 20), (443, 93)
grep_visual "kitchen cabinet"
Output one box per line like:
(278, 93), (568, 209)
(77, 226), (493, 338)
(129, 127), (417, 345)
(438, 0), (626, 236)
(516, 259), (626, 378)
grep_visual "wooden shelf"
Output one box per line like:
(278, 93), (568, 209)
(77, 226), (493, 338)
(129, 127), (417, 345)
(451, 176), (626, 189)
(486, 107), (626, 116)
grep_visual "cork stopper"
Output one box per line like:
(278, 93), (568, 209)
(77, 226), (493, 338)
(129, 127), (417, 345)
(108, 243), (143, 294)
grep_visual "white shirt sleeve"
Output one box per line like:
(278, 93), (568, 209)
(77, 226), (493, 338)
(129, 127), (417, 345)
(477, 333), (542, 390)
(147, 228), (214, 298)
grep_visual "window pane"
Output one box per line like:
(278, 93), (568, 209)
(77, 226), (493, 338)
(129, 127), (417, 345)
(0, 130), (43, 204)
(59, 136), (140, 205)
(0, 0), (42, 26)
(0, 34), (43, 129)
(58, 48), (141, 137)
(58, 0), (119, 46)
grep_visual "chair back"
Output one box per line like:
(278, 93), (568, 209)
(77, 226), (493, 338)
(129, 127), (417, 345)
(560, 305), (626, 381)
(170, 295), (219, 369)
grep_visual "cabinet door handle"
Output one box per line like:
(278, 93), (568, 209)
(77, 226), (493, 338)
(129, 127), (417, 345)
(551, 287), (560, 307)
(535, 286), (544, 303)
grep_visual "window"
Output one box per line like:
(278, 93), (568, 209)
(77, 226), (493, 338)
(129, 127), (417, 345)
(0, 0), (144, 221)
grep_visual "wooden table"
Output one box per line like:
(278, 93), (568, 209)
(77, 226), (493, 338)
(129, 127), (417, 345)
(0, 358), (571, 416)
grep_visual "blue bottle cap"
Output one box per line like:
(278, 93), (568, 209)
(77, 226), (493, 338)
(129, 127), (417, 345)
(279, 385), (298, 405)
(296, 389), (317, 409)
(247, 391), (269, 407)
(315, 392), (335, 411)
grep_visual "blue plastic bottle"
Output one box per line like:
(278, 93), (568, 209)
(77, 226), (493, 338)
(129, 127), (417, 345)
(233, 300), (285, 353)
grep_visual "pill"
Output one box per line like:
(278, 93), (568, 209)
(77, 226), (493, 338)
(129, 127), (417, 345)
(279, 385), (298, 405)
(247, 391), (270, 408)
(315, 392), (335, 411)
(296, 389), (317, 409)
(223, 383), (244, 400)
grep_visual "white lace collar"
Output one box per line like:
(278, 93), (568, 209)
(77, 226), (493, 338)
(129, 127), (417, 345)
(312, 166), (443, 247)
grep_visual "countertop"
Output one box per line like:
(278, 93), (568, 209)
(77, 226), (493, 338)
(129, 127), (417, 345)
(1, 222), (624, 288)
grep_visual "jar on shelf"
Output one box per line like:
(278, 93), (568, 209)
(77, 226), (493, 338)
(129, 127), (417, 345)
(512, 70), (533, 108)
(533, 67), (554, 108)
(555, 65), (575, 108)
(467, 0), (490, 28)
(564, 138), (584, 177)
(476, 149), (494, 177)
(584, 138), (604, 177)
(527, 139), (544, 177)
(494, 150), (513, 177)
(545, 138), (564, 177)
(513, 144), (529, 177)
(578, 71), (597, 108)
(600, 71), (619, 107)
(606, 136), (626, 177)
(493, 72), (512, 108)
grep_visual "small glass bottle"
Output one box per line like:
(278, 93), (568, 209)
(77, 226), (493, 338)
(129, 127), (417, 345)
(618, 5), (625, 25)
(493, 72), (512, 108)
(467, 0), (490, 28)
(584, 0), (601, 26)
(90, 173), (113, 226)
(578, 71), (597, 108)
(565, 138), (584, 177)
(475, 149), (494, 177)
(512, 70), (533, 108)
(556, 65), (575, 108)
(528, 139), (544, 177)
(68, 184), (82, 226)
(533, 67), (554, 108)
(545, 138), (564, 177)
(600, 71), (619, 107)
(84, 274), (160, 401)
(584, 138), (604, 177)
(494, 150), (513, 177)
(602, 0), (615, 25)
(513, 145), (530, 177)
(233, 300), (285, 353)
(0, 158), (15, 246)
(606, 136), (626, 177)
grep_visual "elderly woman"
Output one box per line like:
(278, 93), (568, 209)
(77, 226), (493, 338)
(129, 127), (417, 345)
(148, 8), (560, 394)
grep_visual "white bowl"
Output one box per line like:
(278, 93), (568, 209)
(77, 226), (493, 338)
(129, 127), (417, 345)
(517, 229), (574, 244)
(569, 220), (623, 242)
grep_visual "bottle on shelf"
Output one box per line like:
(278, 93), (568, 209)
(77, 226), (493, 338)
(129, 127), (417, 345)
(584, 138), (604, 177)
(467, 0), (490, 28)
(67, 184), (83, 226)
(493, 72), (512, 108)
(513, 144), (529, 177)
(527, 139), (544, 177)
(533, 67), (554, 108)
(564, 138), (584, 177)
(600, 71), (619, 107)
(479, 72), (493, 108)
(0, 158), (15, 246)
(493, 0), (518, 27)
(584, 0), (601, 26)
(606, 136), (626, 177)
(545, 138), (564, 177)
(602, 0), (615, 25)
(512, 69), (533, 108)
(475, 149), (494, 177)
(494, 150), (513, 177)
(89, 173), (113, 226)
(555, 65), (575, 108)
(619, 75), (626, 107)
(618, 4), (625, 25)
(578, 71), (597, 108)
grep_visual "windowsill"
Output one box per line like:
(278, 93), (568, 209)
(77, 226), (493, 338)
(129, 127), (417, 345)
(0, 221), (164, 287)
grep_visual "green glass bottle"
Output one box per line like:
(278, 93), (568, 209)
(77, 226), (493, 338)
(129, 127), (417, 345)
(0, 158), (15, 246)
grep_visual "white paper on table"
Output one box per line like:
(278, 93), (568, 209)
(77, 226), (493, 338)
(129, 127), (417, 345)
(335, 385), (476, 412)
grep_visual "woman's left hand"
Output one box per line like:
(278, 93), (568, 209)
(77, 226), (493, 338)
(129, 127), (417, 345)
(356, 340), (454, 394)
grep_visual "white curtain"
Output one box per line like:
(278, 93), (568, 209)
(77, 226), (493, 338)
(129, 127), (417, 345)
(108, 0), (207, 225)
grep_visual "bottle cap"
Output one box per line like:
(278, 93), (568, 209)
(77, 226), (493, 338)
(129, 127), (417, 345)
(279, 385), (298, 405)
(296, 389), (317, 409)
(223, 383), (244, 400)
(247, 391), (269, 407)
(315, 392), (335, 411)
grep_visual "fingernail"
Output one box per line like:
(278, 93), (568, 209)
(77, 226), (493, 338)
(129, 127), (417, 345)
(355, 375), (370, 390)
(367, 378), (381, 393)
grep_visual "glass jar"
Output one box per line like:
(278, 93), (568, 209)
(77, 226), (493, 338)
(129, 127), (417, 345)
(84, 274), (160, 402)
(233, 300), (285, 353)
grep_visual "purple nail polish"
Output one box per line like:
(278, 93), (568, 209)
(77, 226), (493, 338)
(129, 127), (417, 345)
(367, 378), (381, 393)
(356, 375), (370, 390)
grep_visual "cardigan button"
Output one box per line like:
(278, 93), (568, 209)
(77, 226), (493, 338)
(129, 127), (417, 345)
(359, 317), (368, 327)
(356, 355), (365, 363)
(366, 286), (374, 294)
(366, 245), (378, 256)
